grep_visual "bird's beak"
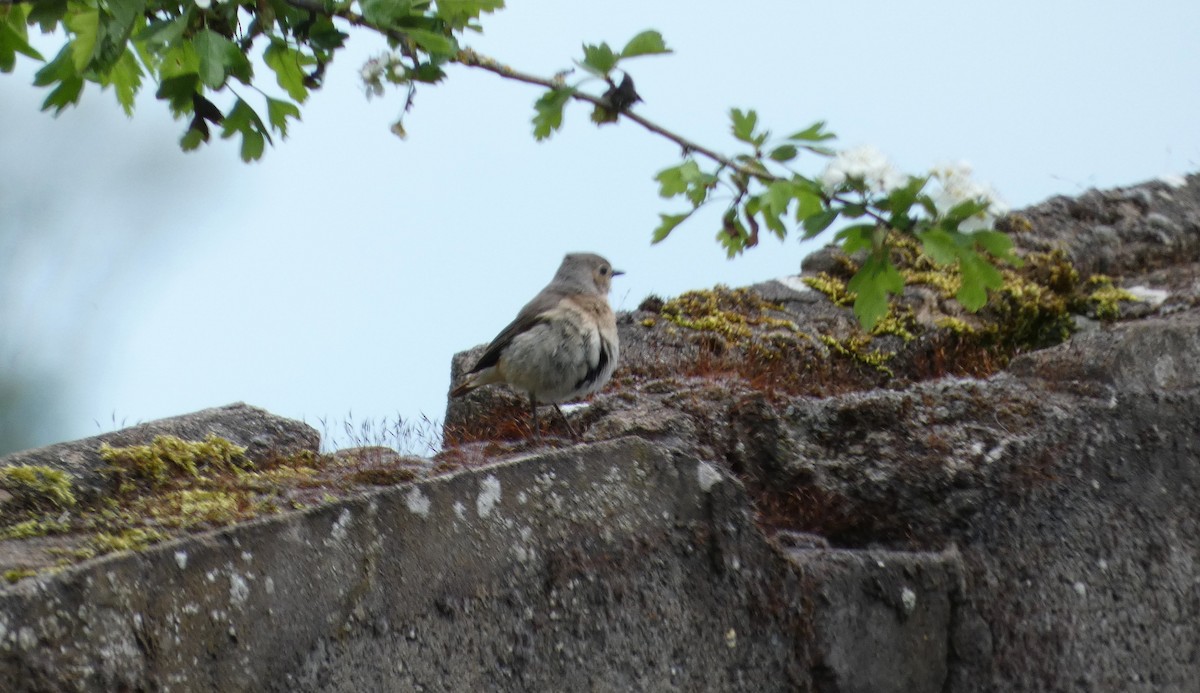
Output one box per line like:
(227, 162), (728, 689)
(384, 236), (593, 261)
(612, 269), (626, 277)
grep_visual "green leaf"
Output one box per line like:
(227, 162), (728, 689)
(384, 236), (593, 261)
(801, 144), (836, 157)
(730, 108), (757, 144)
(28, 0), (68, 32)
(793, 187), (824, 222)
(579, 42), (617, 77)
(241, 130), (266, 160)
(917, 228), (962, 266)
(135, 16), (187, 48)
(768, 144), (797, 163)
(755, 193), (787, 238)
(941, 198), (989, 226)
(155, 73), (199, 115)
(652, 212), (691, 243)
(158, 41), (199, 79)
(917, 194), (939, 218)
(957, 253), (1003, 311)
(405, 28), (457, 55)
(836, 224), (877, 254)
(847, 253), (904, 330)
(0, 8), (44, 72)
(266, 97), (301, 138)
(435, 0), (505, 28)
(683, 168), (714, 206)
(42, 75), (85, 114)
(655, 163), (687, 198)
(766, 180), (793, 217)
(307, 19), (349, 51)
(655, 159), (714, 205)
(33, 44), (72, 85)
(410, 62), (447, 83)
(65, 8), (100, 72)
(33, 43), (85, 113)
(195, 29), (251, 89)
(221, 97), (254, 133)
(787, 121), (836, 142)
(718, 212), (749, 258)
(801, 208), (839, 238)
(361, 0), (415, 29)
(264, 40), (311, 103)
(105, 0), (144, 31)
(92, 0), (144, 73)
(221, 98), (272, 162)
(972, 229), (1021, 266)
(180, 125), (206, 151)
(620, 30), (670, 58)
(880, 175), (927, 221)
(531, 87), (571, 140)
(99, 48), (143, 116)
(840, 203), (868, 219)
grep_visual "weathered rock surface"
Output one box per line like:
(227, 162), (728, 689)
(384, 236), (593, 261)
(0, 438), (959, 692)
(439, 174), (1200, 691)
(1013, 176), (1200, 277)
(0, 403), (319, 502)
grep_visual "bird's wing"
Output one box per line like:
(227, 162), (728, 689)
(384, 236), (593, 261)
(573, 334), (613, 390)
(467, 290), (564, 374)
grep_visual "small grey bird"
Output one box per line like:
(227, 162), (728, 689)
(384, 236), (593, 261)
(450, 252), (622, 438)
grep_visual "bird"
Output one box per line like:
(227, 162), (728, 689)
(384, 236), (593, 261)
(449, 252), (623, 438)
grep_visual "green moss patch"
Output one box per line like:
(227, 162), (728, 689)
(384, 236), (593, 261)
(0, 465), (76, 512)
(646, 231), (1143, 397)
(0, 435), (427, 584)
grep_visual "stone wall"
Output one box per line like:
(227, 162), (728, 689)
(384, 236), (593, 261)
(1, 438), (959, 692)
(3, 174), (1200, 691)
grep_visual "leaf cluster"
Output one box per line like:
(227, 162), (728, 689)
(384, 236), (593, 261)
(1, 0), (505, 160)
(2, 8), (1024, 332)
(532, 29), (670, 140)
(647, 108), (1020, 328)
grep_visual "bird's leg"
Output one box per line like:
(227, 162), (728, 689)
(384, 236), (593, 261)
(529, 394), (540, 439)
(553, 404), (579, 440)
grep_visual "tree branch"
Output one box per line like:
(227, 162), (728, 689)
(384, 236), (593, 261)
(296, 2), (779, 183)
(454, 48), (773, 182)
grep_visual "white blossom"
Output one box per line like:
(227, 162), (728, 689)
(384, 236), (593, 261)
(929, 160), (1007, 231)
(360, 58), (387, 98)
(819, 145), (907, 194)
(360, 53), (409, 99)
(194, 0), (211, 8)
(360, 59), (385, 83)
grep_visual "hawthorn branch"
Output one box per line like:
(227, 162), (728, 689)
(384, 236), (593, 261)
(454, 48), (771, 182)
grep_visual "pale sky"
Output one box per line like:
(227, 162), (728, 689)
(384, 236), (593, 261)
(1, 1), (1198, 452)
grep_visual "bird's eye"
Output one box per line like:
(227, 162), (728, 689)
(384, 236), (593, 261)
(600, 266), (609, 275)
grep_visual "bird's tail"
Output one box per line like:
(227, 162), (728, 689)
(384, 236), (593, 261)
(450, 365), (502, 398)
(449, 370), (486, 398)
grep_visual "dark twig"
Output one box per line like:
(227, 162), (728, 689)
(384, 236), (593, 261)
(454, 48), (774, 183)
